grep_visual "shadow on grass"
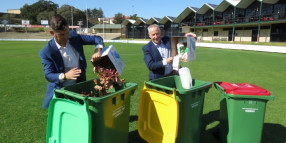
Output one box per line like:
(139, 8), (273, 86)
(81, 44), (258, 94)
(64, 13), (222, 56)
(262, 123), (286, 143)
(128, 115), (147, 143)
(127, 112), (221, 143)
(128, 130), (147, 143)
(128, 111), (286, 143)
(200, 110), (221, 143)
(200, 110), (286, 143)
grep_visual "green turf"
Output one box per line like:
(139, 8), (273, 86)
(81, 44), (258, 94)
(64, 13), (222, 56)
(0, 41), (285, 143)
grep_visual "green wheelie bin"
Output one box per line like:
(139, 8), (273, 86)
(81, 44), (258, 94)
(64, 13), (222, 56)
(46, 79), (137, 143)
(214, 82), (274, 143)
(138, 75), (212, 143)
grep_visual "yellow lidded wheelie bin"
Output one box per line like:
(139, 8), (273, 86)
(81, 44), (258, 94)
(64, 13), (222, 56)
(138, 75), (212, 143)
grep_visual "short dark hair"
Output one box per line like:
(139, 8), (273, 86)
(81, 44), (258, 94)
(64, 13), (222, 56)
(49, 14), (69, 31)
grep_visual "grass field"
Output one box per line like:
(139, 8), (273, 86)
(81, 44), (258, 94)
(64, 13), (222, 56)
(0, 41), (285, 143)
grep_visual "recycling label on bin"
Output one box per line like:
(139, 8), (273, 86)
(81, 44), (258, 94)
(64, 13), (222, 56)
(191, 101), (200, 108)
(113, 105), (125, 118)
(242, 108), (259, 113)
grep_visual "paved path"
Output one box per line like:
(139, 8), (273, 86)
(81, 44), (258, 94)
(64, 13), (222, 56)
(196, 42), (286, 54)
(105, 40), (286, 54)
(1, 38), (285, 53)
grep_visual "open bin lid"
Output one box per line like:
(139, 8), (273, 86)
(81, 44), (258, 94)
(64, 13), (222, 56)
(46, 96), (91, 143)
(138, 85), (179, 143)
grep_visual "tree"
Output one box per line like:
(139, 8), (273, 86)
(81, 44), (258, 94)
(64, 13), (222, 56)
(85, 8), (104, 25)
(57, 5), (86, 27)
(129, 14), (139, 20)
(73, 8), (86, 26)
(113, 13), (125, 24)
(93, 8), (104, 19)
(20, 0), (58, 24)
(57, 5), (74, 25)
(37, 11), (56, 23)
(85, 7), (104, 25)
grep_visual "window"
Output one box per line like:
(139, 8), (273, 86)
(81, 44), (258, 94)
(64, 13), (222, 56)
(214, 31), (218, 36)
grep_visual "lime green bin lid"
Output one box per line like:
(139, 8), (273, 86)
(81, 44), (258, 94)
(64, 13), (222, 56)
(46, 97), (91, 143)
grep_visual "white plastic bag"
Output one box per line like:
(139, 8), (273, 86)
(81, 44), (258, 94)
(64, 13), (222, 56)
(178, 67), (192, 89)
(187, 36), (196, 61)
(172, 55), (180, 71)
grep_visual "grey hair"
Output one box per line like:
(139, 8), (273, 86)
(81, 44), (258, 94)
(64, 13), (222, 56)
(148, 24), (161, 34)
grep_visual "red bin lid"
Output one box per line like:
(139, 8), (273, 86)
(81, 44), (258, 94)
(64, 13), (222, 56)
(216, 82), (270, 96)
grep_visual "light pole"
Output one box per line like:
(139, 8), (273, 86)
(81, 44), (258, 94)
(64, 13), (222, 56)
(86, 3), (88, 29)
(102, 18), (105, 39)
(71, 6), (73, 29)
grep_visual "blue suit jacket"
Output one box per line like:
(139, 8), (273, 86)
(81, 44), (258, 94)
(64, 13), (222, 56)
(39, 30), (104, 109)
(142, 36), (172, 80)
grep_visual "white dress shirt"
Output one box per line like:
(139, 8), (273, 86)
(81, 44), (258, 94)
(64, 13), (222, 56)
(56, 40), (80, 87)
(153, 40), (172, 75)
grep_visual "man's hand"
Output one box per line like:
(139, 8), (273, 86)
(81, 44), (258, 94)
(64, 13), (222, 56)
(91, 48), (101, 63)
(185, 32), (197, 38)
(166, 57), (173, 64)
(65, 68), (81, 80)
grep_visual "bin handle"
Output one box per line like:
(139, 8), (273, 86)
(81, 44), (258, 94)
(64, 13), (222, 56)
(171, 88), (176, 99)
(54, 89), (87, 101)
(143, 82), (147, 89)
(143, 82), (176, 99)
(213, 82), (219, 89)
(53, 89), (89, 109)
(213, 82), (224, 91)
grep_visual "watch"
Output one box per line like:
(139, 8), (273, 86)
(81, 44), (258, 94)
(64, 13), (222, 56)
(59, 73), (65, 80)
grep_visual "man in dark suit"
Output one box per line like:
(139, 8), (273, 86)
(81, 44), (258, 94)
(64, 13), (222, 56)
(142, 24), (174, 80)
(39, 14), (104, 109)
(142, 24), (196, 81)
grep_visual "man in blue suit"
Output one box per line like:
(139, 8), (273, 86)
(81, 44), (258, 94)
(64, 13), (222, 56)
(142, 24), (174, 80)
(142, 24), (196, 81)
(39, 14), (104, 109)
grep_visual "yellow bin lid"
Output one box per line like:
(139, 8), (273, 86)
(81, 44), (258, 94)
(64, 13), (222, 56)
(138, 84), (179, 143)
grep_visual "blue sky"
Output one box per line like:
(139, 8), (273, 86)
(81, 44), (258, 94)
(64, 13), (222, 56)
(0, 0), (223, 19)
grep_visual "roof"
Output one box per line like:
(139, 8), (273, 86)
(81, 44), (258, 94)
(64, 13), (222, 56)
(207, 3), (218, 9)
(236, 0), (256, 8)
(121, 19), (136, 25)
(214, 0), (279, 12)
(134, 18), (148, 25)
(173, 6), (199, 23)
(118, 0), (281, 25)
(160, 16), (176, 24)
(146, 17), (162, 25)
(197, 3), (218, 14)
(236, 0), (279, 8)
(90, 24), (123, 29)
(215, 1), (232, 12)
(190, 6), (200, 12)
(153, 17), (162, 22)
(262, 0), (279, 4)
(225, 0), (241, 6)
